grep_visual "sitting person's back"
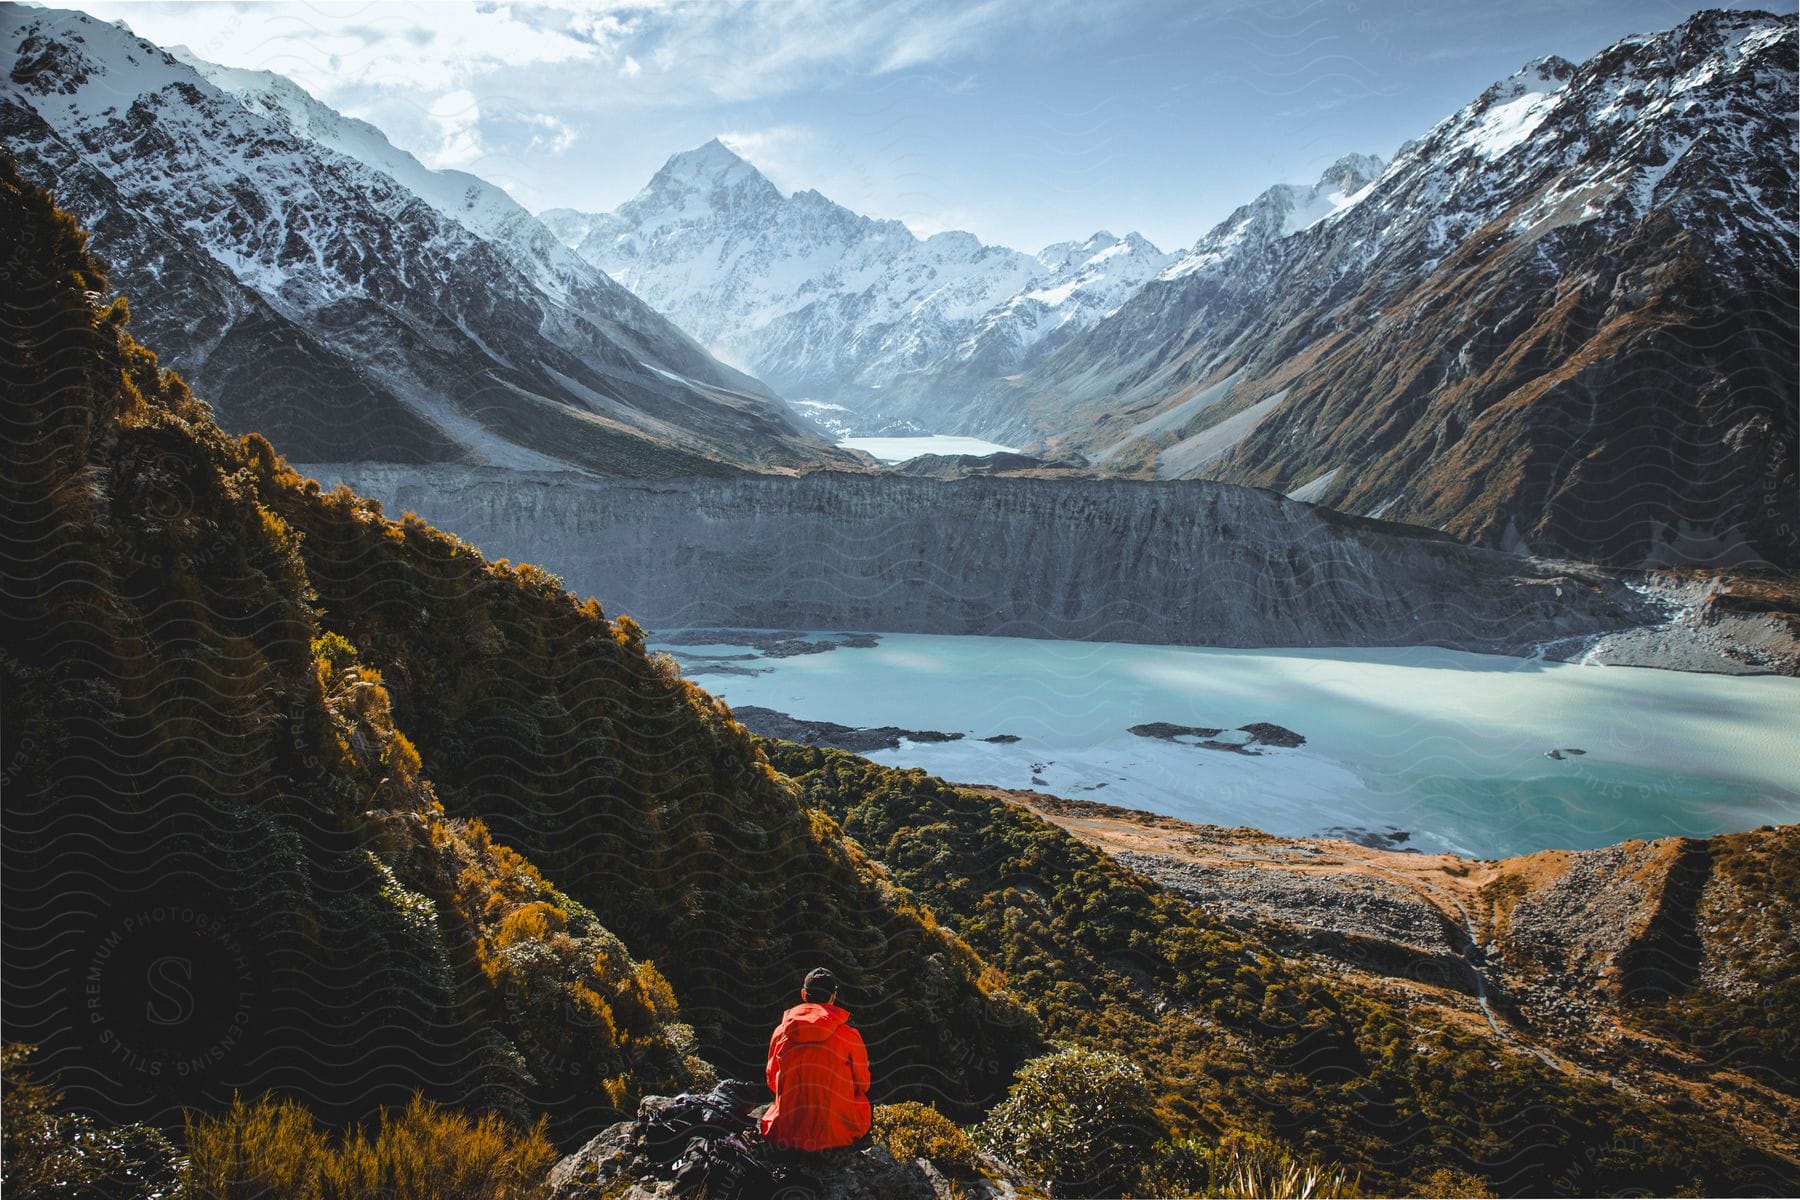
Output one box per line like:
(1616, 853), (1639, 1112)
(760, 968), (872, 1152)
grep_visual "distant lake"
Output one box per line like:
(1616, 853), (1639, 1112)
(654, 632), (1800, 860)
(838, 435), (1019, 462)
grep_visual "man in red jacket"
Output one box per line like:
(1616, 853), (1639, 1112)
(760, 967), (872, 1151)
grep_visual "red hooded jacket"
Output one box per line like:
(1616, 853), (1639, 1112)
(759, 1001), (872, 1151)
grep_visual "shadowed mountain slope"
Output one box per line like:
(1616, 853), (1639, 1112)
(990, 11), (1797, 569)
(0, 4), (855, 477)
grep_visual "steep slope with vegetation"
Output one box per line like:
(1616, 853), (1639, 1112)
(0, 154), (1024, 1148)
(763, 743), (1798, 1196)
(0, 152), (701, 1135)
(985, 790), (1800, 1190)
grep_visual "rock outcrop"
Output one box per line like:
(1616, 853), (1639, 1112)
(549, 1096), (1037, 1200)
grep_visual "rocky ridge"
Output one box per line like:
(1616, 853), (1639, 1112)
(548, 1096), (1038, 1200)
(984, 11), (1798, 569)
(0, 5), (852, 476)
(993, 789), (1799, 1170)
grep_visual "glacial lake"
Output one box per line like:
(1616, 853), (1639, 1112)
(653, 632), (1800, 860)
(837, 434), (1019, 462)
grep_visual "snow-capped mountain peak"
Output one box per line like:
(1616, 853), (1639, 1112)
(1158, 153), (1387, 283)
(656, 136), (759, 180)
(1450, 56), (1576, 161)
(540, 141), (1171, 432)
(640, 137), (782, 208)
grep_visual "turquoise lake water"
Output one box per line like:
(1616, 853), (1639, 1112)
(655, 632), (1800, 859)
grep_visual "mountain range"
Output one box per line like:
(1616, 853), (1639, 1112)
(541, 141), (1175, 437)
(0, 4), (854, 477)
(991, 11), (1798, 568)
(6, 5), (1792, 569)
(541, 10), (1797, 569)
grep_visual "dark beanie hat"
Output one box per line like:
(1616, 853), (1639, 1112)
(802, 967), (838, 1000)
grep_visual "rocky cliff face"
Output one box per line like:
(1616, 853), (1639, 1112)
(305, 464), (1658, 655)
(992, 11), (1798, 569)
(0, 6), (853, 476)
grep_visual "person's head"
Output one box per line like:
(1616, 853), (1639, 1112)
(801, 967), (838, 1005)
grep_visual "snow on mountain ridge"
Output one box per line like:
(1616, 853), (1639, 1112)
(171, 46), (643, 317)
(1158, 153), (1388, 284)
(1, 3), (848, 474)
(541, 142), (1172, 431)
(972, 8), (1796, 567)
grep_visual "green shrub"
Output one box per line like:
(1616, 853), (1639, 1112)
(1138, 1135), (1213, 1197)
(1138, 1132), (1364, 1198)
(1, 1044), (179, 1200)
(873, 1101), (978, 1171)
(310, 630), (359, 673)
(977, 1046), (1161, 1198)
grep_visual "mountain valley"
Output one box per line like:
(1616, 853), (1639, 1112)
(529, 11), (1799, 572)
(2, 4), (1797, 1198)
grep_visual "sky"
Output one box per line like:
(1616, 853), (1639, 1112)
(59, 0), (1766, 253)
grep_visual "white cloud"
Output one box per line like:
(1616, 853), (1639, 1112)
(623, 1), (1056, 104)
(716, 126), (812, 180)
(415, 94), (581, 173)
(525, 113), (579, 155)
(425, 88), (484, 170)
(68, 1), (623, 99)
(70, 0), (1119, 112)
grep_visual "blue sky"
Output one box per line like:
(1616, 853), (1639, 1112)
(66, 0), (1763, 252)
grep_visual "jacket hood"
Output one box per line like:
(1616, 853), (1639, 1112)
(779, 1001), (851, 1042)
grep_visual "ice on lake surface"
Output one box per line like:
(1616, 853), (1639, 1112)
(653, 632), (1800, 860)
(837, 434), (1019, 463)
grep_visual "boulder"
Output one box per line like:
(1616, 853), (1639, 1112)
(548, 1096), (1043, 1200)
